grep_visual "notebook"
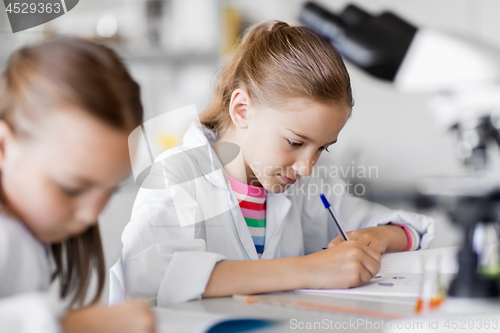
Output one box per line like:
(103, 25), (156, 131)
(296, 246), (459, 298)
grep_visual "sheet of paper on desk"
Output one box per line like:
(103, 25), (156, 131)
(154, 308), (272, 333)
(296, 246), (459, 298)
(379, 246), (459, 274)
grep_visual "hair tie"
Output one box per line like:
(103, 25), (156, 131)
(271, 21), (289, 33)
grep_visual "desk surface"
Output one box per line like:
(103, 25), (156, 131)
(165, 292), (418, 332)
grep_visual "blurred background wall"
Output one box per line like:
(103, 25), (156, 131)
(3, 0), (500, 302)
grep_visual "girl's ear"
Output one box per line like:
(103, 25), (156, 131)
(0, 120), (14, 167)
(229, 89), (252, 129)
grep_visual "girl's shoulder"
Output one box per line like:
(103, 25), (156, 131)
(158, 145), (223, 186)
(0, 212), (25, 246)
(0, 213), (53, 298)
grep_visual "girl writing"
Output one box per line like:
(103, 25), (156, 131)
(113, 21), (434, 306)
(0, 37), (154, 333)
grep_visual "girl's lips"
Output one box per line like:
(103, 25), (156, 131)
(280, 175), (296, 185)
(67, 229), (82, 238)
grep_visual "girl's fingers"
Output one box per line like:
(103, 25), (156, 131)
(330, 232), (375, 249)
(359, 265), (374, 283)
(361, 243), (382, 263)
(327, 236), (342, 248)
(346, 232), (386, 253)
(359, 252), (381, 277)
(356, 235), (371, 247)
(345, 241), (381, 266)
(328, 231), (357, 248)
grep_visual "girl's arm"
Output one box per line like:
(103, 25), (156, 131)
(334, 193), (435, 250)
(328, 224), (409, 253)
(203, 240), (381, 297)
(380, 224), (410, 252)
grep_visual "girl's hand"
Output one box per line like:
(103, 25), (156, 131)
(299, 241), (381, 289)
(62, 301), (155, 333)
(327, 225), (409, 253)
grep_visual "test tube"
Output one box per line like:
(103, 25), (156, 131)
(415, 254), (446, 314)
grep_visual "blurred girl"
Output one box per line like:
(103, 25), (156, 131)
(0, 37), (154, 333)
(113, 21), (434, 306)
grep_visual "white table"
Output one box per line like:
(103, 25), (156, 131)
(161, 292), (418, 332)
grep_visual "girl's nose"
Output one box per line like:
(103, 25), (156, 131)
(292, 154), (316, 177)
(76, 191), (112, 225)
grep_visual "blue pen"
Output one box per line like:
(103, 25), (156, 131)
(320, 194), (349, 241)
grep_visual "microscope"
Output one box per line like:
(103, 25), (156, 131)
(300, 2), (500, 299)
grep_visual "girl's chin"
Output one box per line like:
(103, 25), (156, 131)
(261, 179), (290, 194)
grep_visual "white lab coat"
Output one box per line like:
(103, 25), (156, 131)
(0, 213), (63, 333)
(110, 122), (435, 307)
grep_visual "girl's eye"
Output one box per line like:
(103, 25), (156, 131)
(61, 186), (83, 197)
(287, 139), (302, 147)
(319, 146), (331, 153)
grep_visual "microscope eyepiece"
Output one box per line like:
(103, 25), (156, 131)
(300, 2), (417, 80)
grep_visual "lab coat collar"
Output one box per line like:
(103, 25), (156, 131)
(260, 191), (292, 259)
(227, 192), (259, 260)
(181, 122), (227, 189)
(228, 187), (293, 260)
(180, 122), (294, 260)
(181, 123), (259, 258)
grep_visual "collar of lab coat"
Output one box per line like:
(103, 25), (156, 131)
(181, 122), (293, 260)
(181, 122), (227, 189)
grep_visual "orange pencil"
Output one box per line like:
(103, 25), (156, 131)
(233, 294), (403, 319)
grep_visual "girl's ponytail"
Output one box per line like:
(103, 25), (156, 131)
(200, 20), (353, 136)
(201, 21), (278, 135)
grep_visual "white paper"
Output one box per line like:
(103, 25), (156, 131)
(296, 247), (460, 298)
(298, 273), (456, 298)
(379, 246), (459, 274)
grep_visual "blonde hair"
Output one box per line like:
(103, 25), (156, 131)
(0, 37), (143, 306)
(200, 20), (353, 136)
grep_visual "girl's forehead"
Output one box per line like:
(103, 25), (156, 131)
(12, 106), (92, 139)
(257, 99), (350, 142)
(264, 99), (350, 124)
(19, 107), (116, 140)
(16, 108), (131, 182)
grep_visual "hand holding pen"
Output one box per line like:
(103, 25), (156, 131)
(321, 193), (400, 253)
(320, 194), (349, 242)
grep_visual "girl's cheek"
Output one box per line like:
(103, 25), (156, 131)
(30, 187), (73, 229)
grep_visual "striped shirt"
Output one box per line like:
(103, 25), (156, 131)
(227, 174), (266, 256)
